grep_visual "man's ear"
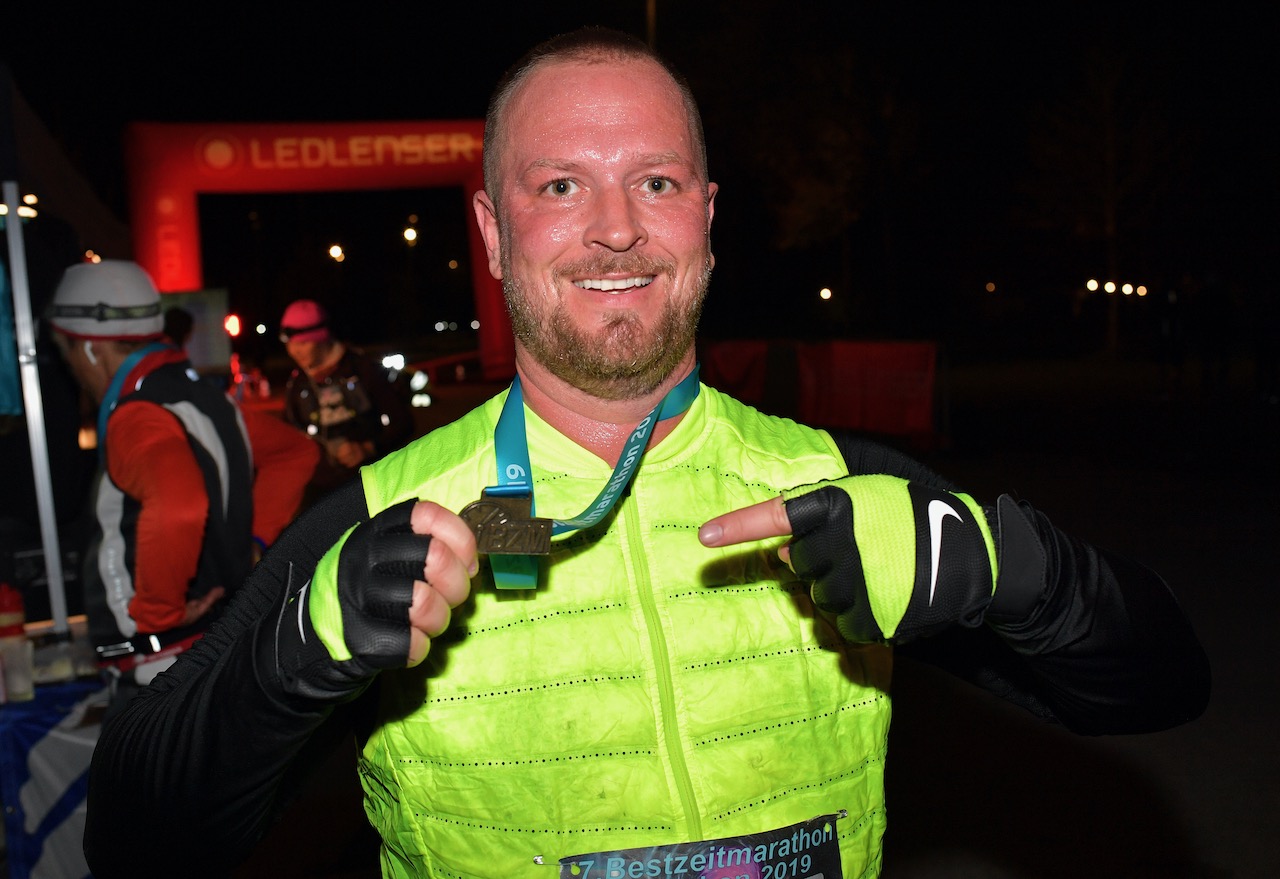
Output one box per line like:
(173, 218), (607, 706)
(706, 182), (718, 270)
(472, 190), (504, 281)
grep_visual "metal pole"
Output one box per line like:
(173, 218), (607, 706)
(3, 179), (69, 634)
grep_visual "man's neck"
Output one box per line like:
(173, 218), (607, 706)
(515, 349), (697, 464)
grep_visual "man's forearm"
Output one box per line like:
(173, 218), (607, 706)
(831, 434), (1209, 734)
(986, 502), (1210, 734)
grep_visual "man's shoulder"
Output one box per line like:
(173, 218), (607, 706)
(413, 399), (499, 449)
(107, 396), (185, 434)
(340, 347), (385, 379)
(697, 384), (843, 467)
(702, 384), (829, 440)
(121, 360), (231, 410)
(360, 393), (505, 503)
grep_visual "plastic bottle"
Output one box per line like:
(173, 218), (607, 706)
(0, 583), (35, 702)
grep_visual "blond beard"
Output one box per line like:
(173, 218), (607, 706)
(503, 262), (710, 401)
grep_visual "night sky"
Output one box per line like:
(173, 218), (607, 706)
(3, 2), (1276, 359)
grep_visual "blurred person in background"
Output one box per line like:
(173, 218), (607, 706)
(162, 305), (193, 351)
(278, 298), (414, 493)
(47, 260), (318, 718)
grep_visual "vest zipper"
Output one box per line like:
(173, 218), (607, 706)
(624, 495), (703, 841)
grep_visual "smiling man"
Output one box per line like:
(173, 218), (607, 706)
(85, 27), (1209, 879)
(476, 49), (713, 409)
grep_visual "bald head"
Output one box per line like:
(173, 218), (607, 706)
(482, 27), (708, 212)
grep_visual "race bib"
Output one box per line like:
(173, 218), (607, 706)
(557, 812), (844, 879)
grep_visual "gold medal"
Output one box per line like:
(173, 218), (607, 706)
(460, 491), (553, 555)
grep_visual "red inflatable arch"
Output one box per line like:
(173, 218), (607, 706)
(125, 120), (512, 378)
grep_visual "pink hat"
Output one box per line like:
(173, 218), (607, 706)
(279, 299), (332, 343)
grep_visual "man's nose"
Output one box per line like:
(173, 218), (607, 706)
(584, 186), (646, 251)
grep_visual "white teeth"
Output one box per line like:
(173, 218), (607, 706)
(574, 276), (655, 292)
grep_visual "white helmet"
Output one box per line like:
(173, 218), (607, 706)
(48, 260), (164, 341)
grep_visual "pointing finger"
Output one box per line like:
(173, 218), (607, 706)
(699, 495), (793, 547)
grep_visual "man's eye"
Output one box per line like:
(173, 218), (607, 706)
(546, 179), (579, 196)
(646, 178), (673, 194)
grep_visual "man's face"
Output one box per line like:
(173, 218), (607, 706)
(52, 332), (107, 403)
(475, 56), (717, 400)
(286, 337), (330, 372)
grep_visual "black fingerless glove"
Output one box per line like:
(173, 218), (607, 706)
(258, 499), (430, 702)
(783, 476), (1001, 644)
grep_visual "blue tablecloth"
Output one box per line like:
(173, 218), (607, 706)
(0, 680), (107, 879)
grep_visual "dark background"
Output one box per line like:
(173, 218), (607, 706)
(3, 2), (1275, 364)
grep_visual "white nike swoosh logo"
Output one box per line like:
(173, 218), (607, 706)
(927, 500), (961, 605)
(296, 579), (311, 644)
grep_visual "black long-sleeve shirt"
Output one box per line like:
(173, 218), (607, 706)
(83, 434), (1210, 876)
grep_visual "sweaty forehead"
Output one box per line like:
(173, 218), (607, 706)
(499, 57), (695, 170)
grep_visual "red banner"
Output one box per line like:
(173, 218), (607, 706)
(125, 120), (512, 379)
(701, 339), (939, 446)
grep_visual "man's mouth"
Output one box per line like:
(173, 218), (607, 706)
(573, 276), (656, 293)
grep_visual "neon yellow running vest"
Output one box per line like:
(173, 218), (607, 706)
(358, 384), (893, 878)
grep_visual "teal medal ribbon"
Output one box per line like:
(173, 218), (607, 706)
(96, 341), (174, 466)
(482, 365), (701, 590)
